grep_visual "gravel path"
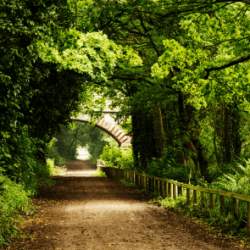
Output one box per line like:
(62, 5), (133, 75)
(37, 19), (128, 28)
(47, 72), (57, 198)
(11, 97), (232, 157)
(4, 160), (249, 250)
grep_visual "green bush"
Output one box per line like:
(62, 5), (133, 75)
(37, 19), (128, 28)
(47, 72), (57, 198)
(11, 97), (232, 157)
(1, 127), (53, 195)
(157, 196), (186, 209)
(46, 137), (66, 166)
(148, 151), (190, 183)
(0, 176), (32, 246)
(0, 127), (55, 246)
(100, 145), (134, 169)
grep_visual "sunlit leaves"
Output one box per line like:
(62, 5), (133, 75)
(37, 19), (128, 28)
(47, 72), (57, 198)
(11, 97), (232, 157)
(36, 28), (144, 84)
(152, 39), (191, 79)
(151, 2), (250, 109)
(37, 30), (115, 79)
(119, 46), (143, 68)
(37, 30), (119, 81)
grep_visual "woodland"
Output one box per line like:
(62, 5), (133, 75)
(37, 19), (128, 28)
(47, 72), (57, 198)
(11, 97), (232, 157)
(0, 0), (250, 245)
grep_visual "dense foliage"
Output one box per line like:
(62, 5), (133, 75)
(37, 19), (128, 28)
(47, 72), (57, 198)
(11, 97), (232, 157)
(100, 145), (134, 169)
(0, 176), (31, 245)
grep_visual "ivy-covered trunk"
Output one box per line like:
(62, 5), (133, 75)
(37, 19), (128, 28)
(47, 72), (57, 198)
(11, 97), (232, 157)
(177, 93), (210, 181)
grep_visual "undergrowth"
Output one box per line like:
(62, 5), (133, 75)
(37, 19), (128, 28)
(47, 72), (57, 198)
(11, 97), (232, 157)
(94, 169), (107, 177)
(0, 158), (54, 246)
(144, 158), (250, 239)
(211, 160), (250, 195)
(100, 145), (134, 169)
(152, 195), (249, 238)
(0, 176), (32, 246)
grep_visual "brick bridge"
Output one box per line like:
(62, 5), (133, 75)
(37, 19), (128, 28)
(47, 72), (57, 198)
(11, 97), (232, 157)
(71, 113), (131, 147)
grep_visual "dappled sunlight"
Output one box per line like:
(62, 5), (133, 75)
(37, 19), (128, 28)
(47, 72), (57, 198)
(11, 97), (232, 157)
(65, 200), (146, 213)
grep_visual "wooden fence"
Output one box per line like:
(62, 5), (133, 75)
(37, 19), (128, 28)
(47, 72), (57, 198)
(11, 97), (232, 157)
(100, 166), (250, 234)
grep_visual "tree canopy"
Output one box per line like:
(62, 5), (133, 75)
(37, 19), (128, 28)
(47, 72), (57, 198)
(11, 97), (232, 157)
(1, 0), (250, 184)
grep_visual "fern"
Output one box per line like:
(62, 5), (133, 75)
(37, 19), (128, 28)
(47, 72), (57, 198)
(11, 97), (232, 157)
(212, 160), (250, 195)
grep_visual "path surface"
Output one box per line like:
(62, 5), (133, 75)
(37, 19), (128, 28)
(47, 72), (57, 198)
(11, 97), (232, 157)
(5, 160), (249, 250)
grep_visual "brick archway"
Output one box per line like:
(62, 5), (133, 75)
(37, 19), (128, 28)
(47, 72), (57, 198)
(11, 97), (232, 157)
(71, 114), (131, 147)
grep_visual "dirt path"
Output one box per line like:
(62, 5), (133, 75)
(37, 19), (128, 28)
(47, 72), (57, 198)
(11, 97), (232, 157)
(4, 160), (249, 250)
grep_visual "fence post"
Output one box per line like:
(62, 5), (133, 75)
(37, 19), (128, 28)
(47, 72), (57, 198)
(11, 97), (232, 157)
(169, 183), (173, 198)
(200, 191), (205, 209)
(193, 190), (197, 205)
(209, 193), (215, 209)
(159, 180), (162, 196)
(178, 186), (183, 196)
(157, 179), (161, 194)
(168, 182), (172, 198)
(231, 198), (239, 218)
(186, 188), (190, 205)
(247, 202), (250, 235)
(162, 181), (166, 197)
(165, 181), (168, 197)
(220, 195), (225, 214)
(144, 175), (146, 191)
(148, 177), (151, 192)
(173, 184), (177, 199)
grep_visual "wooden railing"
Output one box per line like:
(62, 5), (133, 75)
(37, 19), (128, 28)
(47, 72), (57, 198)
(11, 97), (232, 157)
(100, 166), (250, 235)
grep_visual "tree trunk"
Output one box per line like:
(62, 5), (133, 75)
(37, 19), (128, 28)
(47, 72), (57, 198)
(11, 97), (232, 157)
(131, 104), (166, 170)
(152, 105), (165, 158)
(215, 104), (241, 164)
(177, 93), (210, 181)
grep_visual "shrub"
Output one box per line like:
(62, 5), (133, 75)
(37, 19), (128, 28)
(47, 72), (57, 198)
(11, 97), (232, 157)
(100, 145), (134, 169)
(156, 194), (247, 235)
(148, 151), (190, 183)
(0, 176), (32, 246)
(46, 137), (66, 166)
(1, 127), (53, 195)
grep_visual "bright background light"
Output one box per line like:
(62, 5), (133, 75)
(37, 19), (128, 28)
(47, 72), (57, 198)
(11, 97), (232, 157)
(76, 146), (91, 160)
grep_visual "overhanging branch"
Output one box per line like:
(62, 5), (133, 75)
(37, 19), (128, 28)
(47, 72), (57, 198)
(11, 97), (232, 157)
(204, 54), (250, 78)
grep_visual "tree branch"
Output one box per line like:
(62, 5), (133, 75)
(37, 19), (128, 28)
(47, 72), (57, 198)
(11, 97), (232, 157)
(204, 54), (250, 78)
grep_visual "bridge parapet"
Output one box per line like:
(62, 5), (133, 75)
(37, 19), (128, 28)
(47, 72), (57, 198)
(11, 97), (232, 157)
(71, 114), (131, 147)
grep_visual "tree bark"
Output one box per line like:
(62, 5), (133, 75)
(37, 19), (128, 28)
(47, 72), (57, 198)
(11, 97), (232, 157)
(152, 105), (165, 158)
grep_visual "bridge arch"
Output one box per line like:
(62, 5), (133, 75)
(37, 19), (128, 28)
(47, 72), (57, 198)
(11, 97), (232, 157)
(71, 114), (131, 147)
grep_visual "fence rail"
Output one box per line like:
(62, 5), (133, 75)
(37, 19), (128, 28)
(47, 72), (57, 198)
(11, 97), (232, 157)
(100, 166), (250, 235)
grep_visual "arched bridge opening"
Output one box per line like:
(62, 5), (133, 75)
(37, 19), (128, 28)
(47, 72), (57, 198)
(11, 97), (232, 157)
(71, 114), (131, 148)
